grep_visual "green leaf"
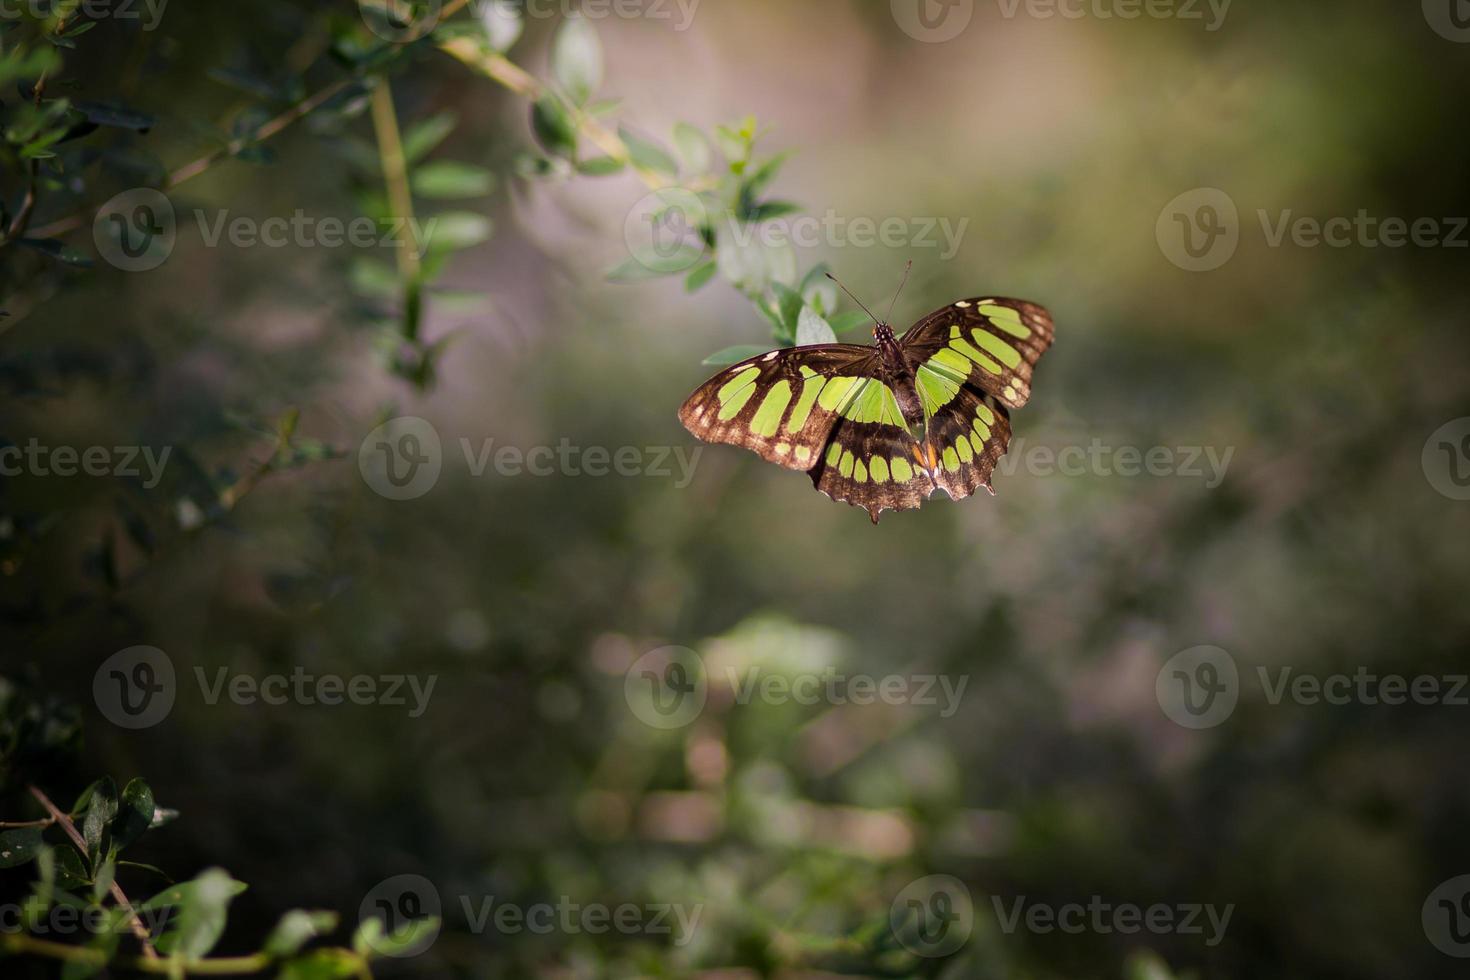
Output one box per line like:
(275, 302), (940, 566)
(771, 281), (805, 332)
(607, 256), (691, 283)
(73, 101), (155, 133)
(685, 260), (718, 292)
(796, 307), (837, 346)
(477, 0), (523, 52)
(744, 200), (801, 222)
(744, 151), (789, 198)
(801, 266), (839, 317)
(91, 854), (116, 904)
(354, 915), (440, 960)
(575, 156), (625, 176)
(147, 868), (246, 960)
(402, 111), (458, 164)
(111, 778), (154, 852)
(265, 909), (340, 958)
(16, 237), (93, 267)
(411, 160), (495, 198)
(829, 310), (873, 335)
(673, 122), (712, 173)
(618, 126), (678, 178)
(0, 827), (45, 868)
(277, 950), (361, 979)
(531, 95), (578, 159)
(551, 16), (602, 106)
(423, 212), (493, 253)
(81, 777), (117, 864)
(702, 345), (770, 366)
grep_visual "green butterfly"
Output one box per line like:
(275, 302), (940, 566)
(679, 275), (1054, 523)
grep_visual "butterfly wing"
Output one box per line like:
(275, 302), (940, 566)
(678, 345), (881, 471)
(899, 297), (1054, 410)
(807, 393), (938, 523)
(918, 384), (1014, 501)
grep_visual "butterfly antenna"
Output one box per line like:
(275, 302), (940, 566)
(885, 260), (913, 324)
(825, 272), (883, 326)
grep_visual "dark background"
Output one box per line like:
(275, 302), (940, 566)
(4, 0), (1470, 976)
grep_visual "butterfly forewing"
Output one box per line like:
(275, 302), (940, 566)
(899, 297), (1053, 410)
(678, 345), (880, 471)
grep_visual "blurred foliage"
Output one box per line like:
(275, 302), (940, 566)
(2, 0), (1469, 978)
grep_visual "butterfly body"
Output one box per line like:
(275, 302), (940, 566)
(679, 296), (1054, 523)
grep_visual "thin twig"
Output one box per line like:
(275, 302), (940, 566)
(27, 785), (159, 960)
(369, 81), (422, 287)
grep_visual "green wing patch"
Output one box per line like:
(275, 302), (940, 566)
(678, 345), (878, 471)
(900, 297), (1054, 410)
(809, 419), (935, 523)
(921, 385), (1013, 502)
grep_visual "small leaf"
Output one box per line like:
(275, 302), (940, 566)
(685, 260), (717, 292)
(422, 212), (493, 253)
(16, 237), (93, 267)
(607, 256), (692, 283)
(702, 345), (770, 366)
(531, 96), (578, 159)
(81, 777), (118, 863)
(796, 307), (837, 346)
(477, 0), (523, 52)
(356, 915), (440, 960)
(72, 101), (155, 133)
(771, 281), (805, 332)
(403, 111), (458, 164)
(265, 909), (340, 958)
(0, 827), (45, 868)
(551, 16), (602, 106)
(147, 868), (247, 960)
(575, 156), (625, 176)
(673, 122), (712, 173)
(411, 160), (494, 198)
(112, 779), (155, 852)
(743, 200), (801, 222)
(829, 310), (874, 335)
(618, 126), (678, 178)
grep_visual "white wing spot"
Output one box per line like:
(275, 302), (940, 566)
(954, 301), (972, 308)
(763, 351), (779, 361)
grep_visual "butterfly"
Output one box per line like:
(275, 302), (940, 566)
(678, 270), (1053, 523)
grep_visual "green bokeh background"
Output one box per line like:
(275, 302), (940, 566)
(4, 0), (1470, 977)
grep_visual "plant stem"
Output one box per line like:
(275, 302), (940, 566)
(369, 80), (422, 291)
(27, 785), (159, 960)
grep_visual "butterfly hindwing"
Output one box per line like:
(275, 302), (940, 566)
(900, 297), (1053, 410)
(920, 385), (1013, 502)
(678, 345), (880, 471)
(807, 379), (937, 523)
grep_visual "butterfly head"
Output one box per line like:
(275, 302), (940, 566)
(874, 322), (896, 344)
